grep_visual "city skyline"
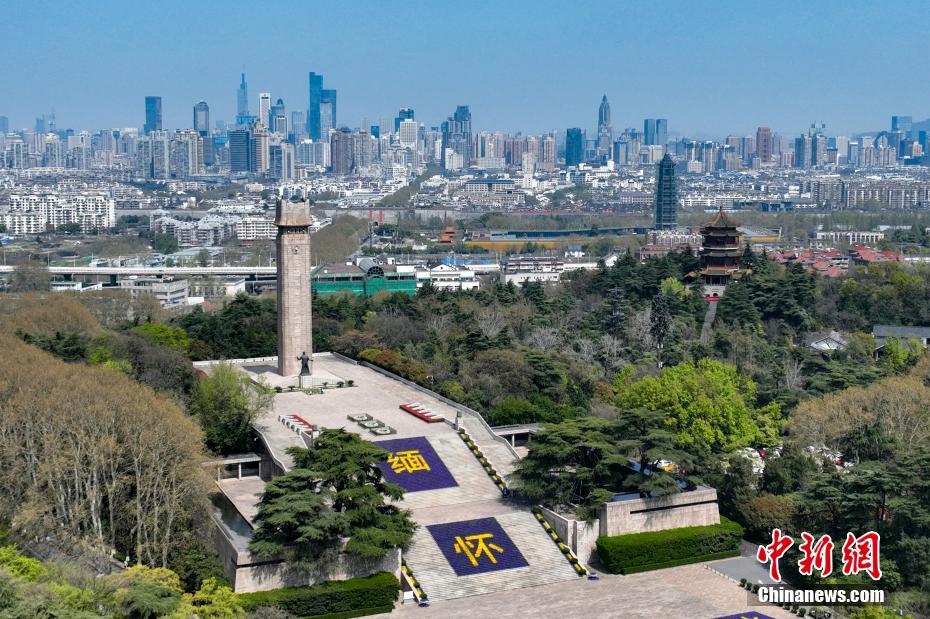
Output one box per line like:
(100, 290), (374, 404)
(2, 0), (929, 136)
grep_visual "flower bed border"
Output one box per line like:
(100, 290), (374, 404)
(457, 428), (508, 496)
(532, 507), (588, 577)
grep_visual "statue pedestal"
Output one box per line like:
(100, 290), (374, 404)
(299, 374), (313, 389)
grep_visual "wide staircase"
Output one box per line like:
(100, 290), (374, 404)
(403, 510), (580, 601)
(392, 427), (581, 602)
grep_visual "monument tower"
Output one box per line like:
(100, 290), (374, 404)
(275, 199), (313, 377)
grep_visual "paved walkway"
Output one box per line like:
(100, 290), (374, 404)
(380, 564), (795, 619)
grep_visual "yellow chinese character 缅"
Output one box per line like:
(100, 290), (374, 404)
(454, 533), (504, 567)
(387, 449), (430, 474)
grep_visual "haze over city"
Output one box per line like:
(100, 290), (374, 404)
(2, 0), (928, 136)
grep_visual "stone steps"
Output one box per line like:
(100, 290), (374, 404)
(404, 510), (580, 601)
(391, 432), (502, 512)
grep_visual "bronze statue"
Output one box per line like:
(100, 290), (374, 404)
(297, 351), (311, 376)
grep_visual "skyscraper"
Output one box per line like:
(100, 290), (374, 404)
(237, 73), (249, 116)
(330, 128), (355, 175)
(306, 72), (338, 140)
(644, 118), (668, 148)
(597, 95), (612, 153)
(228, 129), (253, 173)
(144, 96), (162, 134)
(440, 105), (472, 169)
(259, 93), (272, 127)
(290, 110), (306, 140)
(270, 98), (286, 135)
(756, 127), (773, 162)
(320, 89), (337, 137)
(892, 115), (913, 138)
(654, 154), (677, 230)
(565, 128), (584, 167)
(398, 119), (418, 148)
(193, 101), (210, 134)
(794, 134), (812, 168)
(395, 108), (415, 133)
(0, 116), (8, 134)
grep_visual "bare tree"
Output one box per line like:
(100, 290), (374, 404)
(526, 327), (561, 350)
(0, 332), (206, 567)
(784, 356), (804, 390)
(475, 306), (507, 339)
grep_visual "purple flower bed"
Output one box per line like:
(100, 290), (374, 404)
(427, 517), (529, 576)
(374, 436), (458, 492)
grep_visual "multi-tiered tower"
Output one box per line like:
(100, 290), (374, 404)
(699, 206), (745, 300)
(275, 200), (313, 377)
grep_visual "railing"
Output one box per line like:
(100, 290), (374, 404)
(532, 507), (588, 577)
(400, 559), (429, 607)
(458, 427), (508, 496)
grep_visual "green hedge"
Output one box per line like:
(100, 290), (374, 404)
(595, 517), (744, 574)
(239, 572), (398, 617)
(314, 606), (395, 619)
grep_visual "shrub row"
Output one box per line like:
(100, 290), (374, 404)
(458, 428), (508, 495)
(358, 348), (429, 385)
(595, 517), (743, 574)
(239, 572), (398, 617)
(531, 508), (587, 576)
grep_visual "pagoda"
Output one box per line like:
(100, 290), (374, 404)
(699, 206), (745, 301)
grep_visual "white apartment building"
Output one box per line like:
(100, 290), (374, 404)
(236, 216), (277, 241)
(415, 263), (479, 291)
(3, 193), (116, 235)
(118, 276), (189, 307)
(501, 256), (565, 286)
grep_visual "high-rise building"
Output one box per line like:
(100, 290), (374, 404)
(440, 105), (472, 169)
(812, 133), (828, 167)
(892, 115), (913, 138)
(290, 110), (306, 140)
(794, 134), (813, 168)
(320, 89), (337, 137)
(597, 95), (612, 153)
(253, 123), (269, 173)
(144, 96), (162, 134)
(137, 130), (169, 178)
(644, 118), (668, 148)
(237, 73), (249, 116)
(330, 127), (355, 175)
(306, 73), (337, 140)
(756, 127), (773, 163)
(307, 72), (323, 139)
(565, 128), (584, 167)
(653, 154), (677, 230)
(398, 119), (418, 149)
(270, 98), (286, 135)
(0, 116), (8, 134)
(259, 93), (272, 127)
(228, 129), (253, 173)
(394, 108), (414, 133)
(43, 134), (62, 167)
(193, 101), (210, 134)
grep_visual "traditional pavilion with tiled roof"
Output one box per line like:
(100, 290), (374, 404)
(699, 206), (746, 301)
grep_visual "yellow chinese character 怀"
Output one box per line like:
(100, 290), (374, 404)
(454, 533), (504, 567)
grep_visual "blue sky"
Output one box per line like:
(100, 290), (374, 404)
(1, 0), (927, 137)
